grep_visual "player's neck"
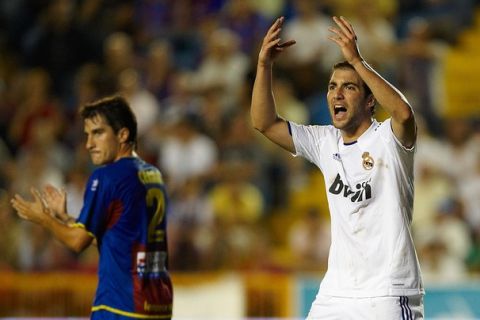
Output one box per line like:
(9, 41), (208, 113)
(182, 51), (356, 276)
(341, 118), (373, 144)
(115, 144), (135, 161)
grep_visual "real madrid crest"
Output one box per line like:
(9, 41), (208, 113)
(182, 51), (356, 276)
(362, 152), (374, 170)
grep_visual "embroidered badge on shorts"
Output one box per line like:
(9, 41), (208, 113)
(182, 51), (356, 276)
(362, 152), (374, 170)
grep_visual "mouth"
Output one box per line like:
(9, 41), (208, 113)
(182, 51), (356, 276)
(334, 104), (347, 115)
(333, 104), (347, 120)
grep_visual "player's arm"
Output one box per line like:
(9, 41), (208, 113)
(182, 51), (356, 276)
(329, 16), (416, 148)
(11, 188), (93, 253)
(251, 17), (296, 153)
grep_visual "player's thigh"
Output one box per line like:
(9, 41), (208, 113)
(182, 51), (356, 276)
(307, 294), (424, 320)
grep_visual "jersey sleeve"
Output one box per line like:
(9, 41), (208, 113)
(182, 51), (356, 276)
(76, 169), (111, 238)
(289, 121), (331, 167)
(380, 118), (416, 153)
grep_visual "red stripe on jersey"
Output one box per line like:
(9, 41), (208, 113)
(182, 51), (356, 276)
(106, 200), (123, 229)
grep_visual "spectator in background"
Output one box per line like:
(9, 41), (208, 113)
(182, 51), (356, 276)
(157, 71), (203, 125)
(187, 28), (250, 110)
(208, 158), (265, 269)
(168, 177), (214, 271)
(418, 198), (472, 283)
(71, 63), (103, 108)
(102, 32), (137, 87)
(460, 155), (480, 231)
(12, 143), (65, 196)
(118, 68), (160, 138)
(21, 0), (97, 99)
(143, 40), (175, 102)
(396, 0), (475, 42)
(281, 0), (338, 77)
(219, 0), (270, 56)
(0, 190), (21, 270)
(157, 115), (218, 193)
(398, 17), (447, 136)
(440, 118), (480, 229)
(467, 227), (480, 273)
(8, 68), (63, 150)
(288, 207), (330, 271)
(209, 158), (264, 225)
(412, 118), (453, 238)
(273, 77), (309, 124)
(346, 0), (397, 78)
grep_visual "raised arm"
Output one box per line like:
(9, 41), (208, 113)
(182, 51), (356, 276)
(328, 16), (416, 148)
(11, 187), (93, 253)
(251, 17), (296, 153)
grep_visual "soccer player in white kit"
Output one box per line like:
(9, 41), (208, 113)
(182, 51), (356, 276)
(251, 16), (425, 319)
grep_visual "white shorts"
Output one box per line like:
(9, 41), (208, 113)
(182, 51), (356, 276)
(307, 294), (424, 320)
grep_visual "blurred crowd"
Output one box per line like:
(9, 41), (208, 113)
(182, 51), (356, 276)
(0, 0), (479, 282)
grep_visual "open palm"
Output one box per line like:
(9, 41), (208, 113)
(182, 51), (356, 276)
(11, 188), (49, 224)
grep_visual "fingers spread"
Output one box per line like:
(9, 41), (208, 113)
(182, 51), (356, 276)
(11, 197), (29, 218)
(340, 16), (355, 36)
(30, 187), (42, 202)
(278, 39), (296, 48)
(266, 16), (284, 38)
(332, 16), (356, 41)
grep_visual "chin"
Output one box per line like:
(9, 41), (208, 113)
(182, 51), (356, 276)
(90, 157), (103, 166)
(332, 121), (347, 130)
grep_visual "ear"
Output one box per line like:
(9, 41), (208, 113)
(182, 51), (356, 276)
(117, 127), (130, 144)
(366, 94), (376, 108)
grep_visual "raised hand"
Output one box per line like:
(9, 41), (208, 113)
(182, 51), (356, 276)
(258, 17), (296, 67)
(11, 187), (50, 225)
(328, 16), (363, 66)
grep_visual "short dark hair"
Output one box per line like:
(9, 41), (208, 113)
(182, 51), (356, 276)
(332, 61), (375, 115)
(80, 95), (137, 147)
(332, 61), (372, 97)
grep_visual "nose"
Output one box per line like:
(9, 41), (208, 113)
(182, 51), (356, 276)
(86, 135), (94, 150)
(333, 87), (344, 100)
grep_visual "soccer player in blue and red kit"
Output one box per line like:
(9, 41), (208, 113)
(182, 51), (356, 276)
(11, 95), (173, 319)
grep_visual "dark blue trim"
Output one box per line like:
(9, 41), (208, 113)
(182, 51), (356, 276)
(287, 121), (292, 136)
(400, 296), (406, 320)
(406, 296), (413, 319)
(343, 140), (357, 146)
(400, 296), (413, 320)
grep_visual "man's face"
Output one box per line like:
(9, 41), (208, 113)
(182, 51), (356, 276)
(327, 68), (372, 133)
(84, 115), (121, 165)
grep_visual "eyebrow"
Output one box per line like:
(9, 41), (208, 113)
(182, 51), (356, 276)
(329, 81), (360, 88)
(84, 127), (105, 135)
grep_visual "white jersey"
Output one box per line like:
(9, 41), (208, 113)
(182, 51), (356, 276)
(290, 118), (424, 297)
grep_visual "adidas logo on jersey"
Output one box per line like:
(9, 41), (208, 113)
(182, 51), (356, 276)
(328, 173), (372, 202)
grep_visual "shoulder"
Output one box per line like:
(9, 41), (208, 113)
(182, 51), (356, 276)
(290, 121), (339, 139)
(371, 118), (394, 140)
(89, 159), (139, 184)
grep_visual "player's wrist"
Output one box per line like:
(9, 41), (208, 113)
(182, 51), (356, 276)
(257, 60), (273, 69)
(59, 213), (71, 223)
(349, 57), (364, 68)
